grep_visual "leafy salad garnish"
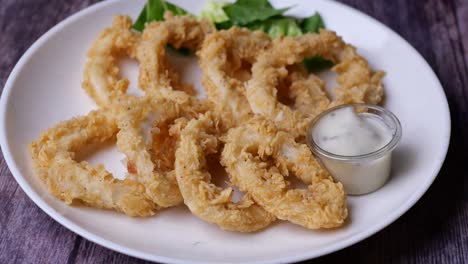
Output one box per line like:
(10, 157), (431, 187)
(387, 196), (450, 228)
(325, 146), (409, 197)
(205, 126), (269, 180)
(221, 0), (290, 26)
(132, 0), (333, 72)
(133, 0), (188, 31)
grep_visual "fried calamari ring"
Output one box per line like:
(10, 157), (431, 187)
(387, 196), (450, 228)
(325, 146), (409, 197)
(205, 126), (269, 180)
(174, 112), (275, 232)
(199, 27), (326, 130)
(115, 95), (206, 208)
(138, 13), (214, 99)
(82, 15), (139, 108)
(221, 118), (347, 229)
(199, 27), (271, 129)
(29, 110), (158, 216)
(275, 67), (331, 119)
(246, 30), (385, 137)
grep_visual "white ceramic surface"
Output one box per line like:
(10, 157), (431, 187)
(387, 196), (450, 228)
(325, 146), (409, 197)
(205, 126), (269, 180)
(0, 0), (451, 263)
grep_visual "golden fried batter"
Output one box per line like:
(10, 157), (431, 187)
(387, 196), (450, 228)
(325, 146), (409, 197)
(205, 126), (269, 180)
(199, 27), (271, 129)
(115, 95), (206, 208)
(246, 30), (384, 137)
(82, 16), (140, 108)
(222, 118), (348, 229)
(29, 13), (390, 232)
(29, 110), (158, 216)
(287, 71), (330, 118)
(138, 13), (214, 98)
(175, 112), (275, 232)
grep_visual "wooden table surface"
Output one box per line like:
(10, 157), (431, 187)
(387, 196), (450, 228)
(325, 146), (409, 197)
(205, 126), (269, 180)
(0, 0), (467, 263)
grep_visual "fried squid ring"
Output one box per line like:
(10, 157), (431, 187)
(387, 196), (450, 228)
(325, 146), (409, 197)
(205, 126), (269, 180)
(115, 95), (206, 208)
(199, 27), (271, 129)
(280, 69), (330, 118)
(221, 118), (347, 229)
(29, 110), (158, 216)
(246, 30), (385, 137)
(174, 112), (275, 232)
(138, 13), (214, 100)
(82, 15), (140, 108)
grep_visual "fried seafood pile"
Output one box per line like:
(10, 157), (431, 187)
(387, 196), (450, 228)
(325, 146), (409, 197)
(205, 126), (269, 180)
(29, 13), (385, 232)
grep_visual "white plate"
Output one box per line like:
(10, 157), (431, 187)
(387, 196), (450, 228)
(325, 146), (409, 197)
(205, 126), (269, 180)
(0, 0), (451, 263)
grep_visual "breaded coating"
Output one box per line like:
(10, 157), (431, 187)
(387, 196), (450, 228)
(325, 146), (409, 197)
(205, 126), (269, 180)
(82, 15), (140, 108)
(246, 30), (384, 137)
(198, 27), (271, 130)
(115, 95), (206, 207)
(175, 112), (275, 232)
(28, 14), (390, 232)
(29, 110), (158, 216)
(287, 71), (330, 118)
(138, 13), (214, 97)
(222, 118), (348, 229)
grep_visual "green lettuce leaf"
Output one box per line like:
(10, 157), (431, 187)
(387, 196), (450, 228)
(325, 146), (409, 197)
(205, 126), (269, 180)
(303, 56), (334, 72)
(200, 0), (229, 23)
(300, 12), (332, 72)
(223, 0), (290, 25)
(132, 0), (188, 31)
(301, 12), (325, 33)
(133, 0), (331, 69)
(215, 20), (234, 30)
(248, 17), (302, 39)
(132, 5), (148, 31)
(146, 0), (188, 21)
(133, 0), (191, 55)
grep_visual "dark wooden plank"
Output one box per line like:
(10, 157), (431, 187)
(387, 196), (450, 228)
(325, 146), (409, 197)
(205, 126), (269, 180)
(0, 188), (77, 264)
(324, 0), (466, 262)
(314, 0), (468, 263)
(454, 0), (468, 65)
(0, 156), (19, 233)
(73, 239), (149, 264)
(0, 1), (105, 264)
(0, 0), (100, 89)
(0, 0), (467, 263)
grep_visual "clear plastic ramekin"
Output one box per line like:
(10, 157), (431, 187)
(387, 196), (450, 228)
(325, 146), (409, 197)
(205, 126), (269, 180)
(307, 104), (402, 195)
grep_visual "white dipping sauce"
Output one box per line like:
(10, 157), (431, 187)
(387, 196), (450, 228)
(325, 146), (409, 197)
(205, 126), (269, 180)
(310, 107), (395, 195)
(313, 107), (392, 156)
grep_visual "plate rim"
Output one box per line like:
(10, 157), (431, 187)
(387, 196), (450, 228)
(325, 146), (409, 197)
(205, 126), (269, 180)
(0, 0), (451, 263)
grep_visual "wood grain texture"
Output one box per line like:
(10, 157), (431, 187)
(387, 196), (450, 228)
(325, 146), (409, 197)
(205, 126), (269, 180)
(0, 0), (467, 263)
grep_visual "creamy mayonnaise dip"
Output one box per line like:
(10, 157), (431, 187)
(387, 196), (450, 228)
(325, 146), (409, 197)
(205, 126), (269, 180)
(308, 104), (401, 195)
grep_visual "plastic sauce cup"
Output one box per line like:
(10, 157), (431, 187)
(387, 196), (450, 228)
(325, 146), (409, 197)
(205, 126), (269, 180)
(307, 104), (402, 195)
